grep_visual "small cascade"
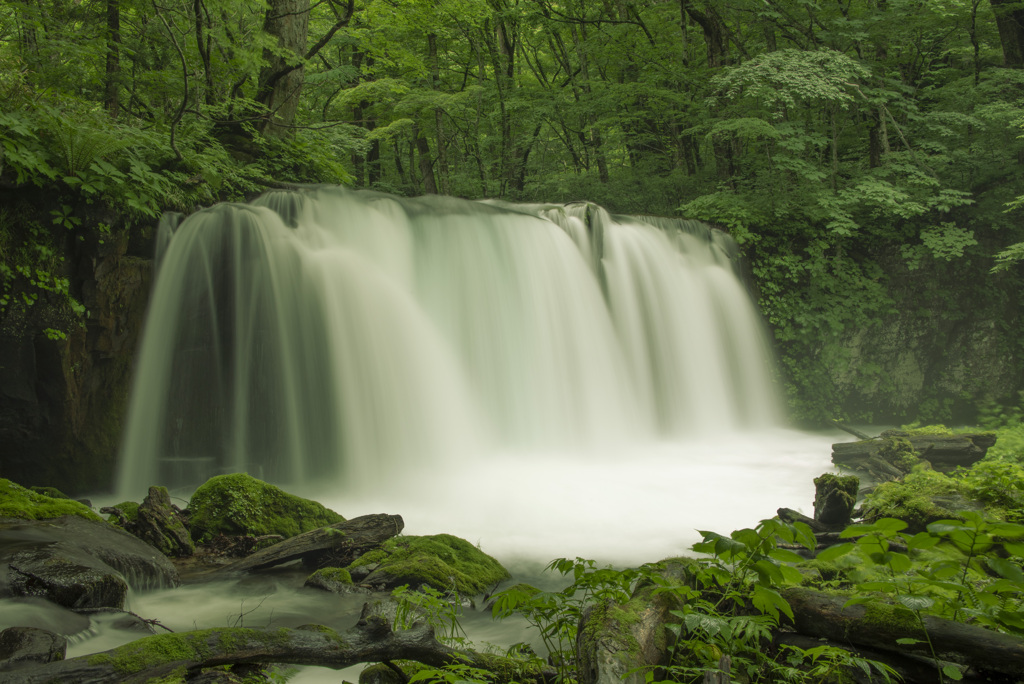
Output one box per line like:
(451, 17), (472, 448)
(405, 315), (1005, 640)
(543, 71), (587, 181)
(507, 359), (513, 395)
(116, 187), (782, 496)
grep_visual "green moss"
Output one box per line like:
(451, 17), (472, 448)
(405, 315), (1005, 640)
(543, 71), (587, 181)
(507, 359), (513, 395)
(348, 549), (388, 568)
(862, 602), (926, 639)
(30, 486), (70, 499)
(861, 468), (966, 530)
(353, 534), (511, 595)
(88, 631), (216, 673)
(879, 436), (919, 472)
(814, 474), (859, 497)
(188, 474), (344, 543)
(899, 423), (957, 436)
(0, 478), (103, 522)
(310, 567), (352, 585)
(107, 500), (140, 526)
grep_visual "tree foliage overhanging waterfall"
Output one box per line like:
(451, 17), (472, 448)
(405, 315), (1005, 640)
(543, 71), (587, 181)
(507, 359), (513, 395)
(116, 188), (781, 495)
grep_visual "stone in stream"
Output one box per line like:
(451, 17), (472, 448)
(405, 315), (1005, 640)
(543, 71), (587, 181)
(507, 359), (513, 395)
(0, 627), (66, 670)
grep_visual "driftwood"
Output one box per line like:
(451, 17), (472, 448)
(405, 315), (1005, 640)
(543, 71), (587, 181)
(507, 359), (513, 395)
(832, 432), (996, 475)
(211, 513), (404, 574)
(781, 587), (1024, 679)
(7, 601), (554, 684)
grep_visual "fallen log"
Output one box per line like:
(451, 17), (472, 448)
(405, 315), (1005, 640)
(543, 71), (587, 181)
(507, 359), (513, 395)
(211, 513), (404, 574)
(6, 601), (554, 684)
(832, 432), (996, 474)
(781, 587), (1024, 679)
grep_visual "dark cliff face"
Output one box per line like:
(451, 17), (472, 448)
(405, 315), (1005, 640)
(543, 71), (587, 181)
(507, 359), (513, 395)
(0, 229), (151, 496)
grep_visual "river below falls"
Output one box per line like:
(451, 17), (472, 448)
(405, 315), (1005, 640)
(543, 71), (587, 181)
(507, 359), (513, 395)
(59, 428), (846, 681)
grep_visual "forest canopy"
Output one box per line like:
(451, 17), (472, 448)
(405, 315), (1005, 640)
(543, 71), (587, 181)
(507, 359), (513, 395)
(2, 0), (1024, 422)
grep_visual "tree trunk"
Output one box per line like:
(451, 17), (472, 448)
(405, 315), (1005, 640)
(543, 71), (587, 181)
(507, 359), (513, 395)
(104, 0), (121, 118)
(10, 601), (554, 684)
(256, 0), (311, 136)
(990, 0), (1024, 67)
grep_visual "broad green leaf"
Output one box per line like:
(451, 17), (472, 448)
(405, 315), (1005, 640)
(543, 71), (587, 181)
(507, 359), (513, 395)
(897, 594), (934, 611)
(987, 558), (1024, 583)
(769, 548), (806, 564)
(816, 543), (854, 561)
(942, 665), (963, 681)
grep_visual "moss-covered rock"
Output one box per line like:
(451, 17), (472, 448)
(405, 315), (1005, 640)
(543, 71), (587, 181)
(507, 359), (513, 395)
(813, 473), (859, 526)
(0, 479), (102, 522)
(349, 534), (510, 595)
(187, 474), (343, 543)
(29, 486), (71, 500)
(105, 501), (140, 527)
(305, 567), (364, 594)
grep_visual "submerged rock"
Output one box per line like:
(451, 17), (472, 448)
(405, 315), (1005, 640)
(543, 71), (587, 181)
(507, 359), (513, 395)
(0, 515), (179, 610)
(347, 534), (510, 595)
(188, 473), (344, 543)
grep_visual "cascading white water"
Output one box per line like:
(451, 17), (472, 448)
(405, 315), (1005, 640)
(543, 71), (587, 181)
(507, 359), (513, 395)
(116, 187), (783, 498)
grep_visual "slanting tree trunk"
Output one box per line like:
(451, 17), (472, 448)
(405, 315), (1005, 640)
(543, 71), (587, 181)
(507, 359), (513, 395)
(211, 513), (404, 574)
(10, 602), (554, 684)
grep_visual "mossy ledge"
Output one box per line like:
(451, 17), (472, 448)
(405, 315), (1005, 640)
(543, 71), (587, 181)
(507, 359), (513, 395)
(0, 478), (102, 521)
(188, 473), (344, 543)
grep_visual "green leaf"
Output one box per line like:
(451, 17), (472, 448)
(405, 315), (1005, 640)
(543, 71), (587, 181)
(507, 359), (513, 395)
(942, 665), (963, 681)
(816, 543), (854, 561)
(897, 594), (934, 611)
(896, 637), (923, 645)
(770, 548), (806, 564)
(905, 531), (940, 550)
(987, 558), (1024, 583)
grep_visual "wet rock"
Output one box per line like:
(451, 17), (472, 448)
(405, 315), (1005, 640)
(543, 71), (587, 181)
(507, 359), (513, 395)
(0, 515), (179, 611)
(0, 626), (66, 670)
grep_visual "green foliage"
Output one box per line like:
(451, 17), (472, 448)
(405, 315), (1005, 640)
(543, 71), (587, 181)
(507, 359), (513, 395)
(818, 513), (1024, 638)
(187, 473), (344, 543)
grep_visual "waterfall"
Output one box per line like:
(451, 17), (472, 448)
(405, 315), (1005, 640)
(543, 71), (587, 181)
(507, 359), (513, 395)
(116, 187), (782, 497)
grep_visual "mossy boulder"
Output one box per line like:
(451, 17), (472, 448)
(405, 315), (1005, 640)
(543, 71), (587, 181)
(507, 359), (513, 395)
(305, 567), (366, 594)
(105, 501), (140, 527)
(348, 534), (510, 595)
(0, 479), (102, 522)
(187, 474), (344, 543)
